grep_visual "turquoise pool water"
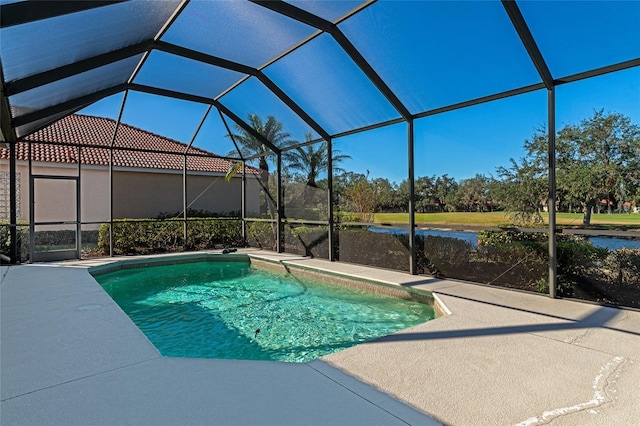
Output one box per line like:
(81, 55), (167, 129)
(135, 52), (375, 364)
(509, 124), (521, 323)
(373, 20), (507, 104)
(96, 261), (435, 362)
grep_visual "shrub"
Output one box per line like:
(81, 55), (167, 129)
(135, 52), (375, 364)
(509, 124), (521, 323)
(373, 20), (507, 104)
(604, 248), (640, 286)
(284, 225), (329, 258)
(186, 218), (242, 249)
(478, 230), (548, 246)
(283, 208), (323, 221)
(556, 238), (608, 277)
(419, 235), (473, 274)
(535, 274), (575, 295)
(336, 228), (410, 272)
(156, 209), (241, 219)
(0, 223), (29, 262)
(478, 229), (608, 275)
(98, 218), (244, 255)
(335, 211), (373, 223)
(246, 221), (277, 250)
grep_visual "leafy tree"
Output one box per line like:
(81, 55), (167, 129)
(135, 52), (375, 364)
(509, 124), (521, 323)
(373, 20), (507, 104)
(339, 171), (377, 221)
(377, 175), (457, 213)
(434, 174), (457, 212)
(494, 158), (547, 225)
(370, 178), (396, 212)
(523, 110), (640, 225)
(393, 180), (410, 212)
(227, 114), (293, 215)
(333, 171), (365, 199)
(452, 174), (492, 212)
(415, 176), (436, 213)
(336, 171), (399, 220)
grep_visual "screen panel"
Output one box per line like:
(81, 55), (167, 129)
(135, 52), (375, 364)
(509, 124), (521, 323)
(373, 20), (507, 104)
(519, 0), (640, 78)
(339, 0), (542, 115)
(0, 0), (180, 80)
(219, 76), (319, 147)
(116, 91), (209, 149)
(264, 34), (401, 135)
(282, 140), (329, 222)
(133, 50), (246, 99)
(333, 122), (410, 272)
(284, 1), (364, 22)
(10, 56), (141, 119)
(162, 0), (315, 68)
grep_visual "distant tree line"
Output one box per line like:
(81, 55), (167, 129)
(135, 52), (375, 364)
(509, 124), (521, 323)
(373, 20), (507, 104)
(231, 110), (640, 226)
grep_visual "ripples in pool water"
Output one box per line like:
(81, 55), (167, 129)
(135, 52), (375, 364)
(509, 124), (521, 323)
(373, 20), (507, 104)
(96, 261), (435, 362)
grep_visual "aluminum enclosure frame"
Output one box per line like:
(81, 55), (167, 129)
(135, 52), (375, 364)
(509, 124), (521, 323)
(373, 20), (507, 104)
(1, 0), (639, 299)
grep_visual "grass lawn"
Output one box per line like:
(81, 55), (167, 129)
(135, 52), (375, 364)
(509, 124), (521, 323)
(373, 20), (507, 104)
(374, 212), (640, 229)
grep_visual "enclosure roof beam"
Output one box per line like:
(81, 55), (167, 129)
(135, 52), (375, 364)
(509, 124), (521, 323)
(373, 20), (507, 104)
(414, 82), (546, 120)
(128, 84), (279, 154)
(251, 0), (412, 121)
(213, 101), (281, 155)
(501, 0), (554, 90)
(154, 41), (255, 75)
(555, 58), (640, 85)
(0, 0), (127, 28)
(129, 82), (212, 105)
(12, 83), (127, 128)
(5, 41), (152, 96)
(184, 105), (212, 154)
(300, 80), (547, 145)
(7, 37), (252, 96)
(1, 63), (17, 143)
(255, 73), (331, 141)
(218, 108), (245, 161)
(251, 0), (333, 32)
(155, 41), (331, 141)
(126, 0), (189, 85)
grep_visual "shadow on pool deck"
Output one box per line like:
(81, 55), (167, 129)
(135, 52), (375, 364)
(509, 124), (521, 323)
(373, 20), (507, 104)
(251, 251), (640, 425)
(3, 251), (640, 425)
(369, 298), (640, 343)
(0, 261), (439, 426)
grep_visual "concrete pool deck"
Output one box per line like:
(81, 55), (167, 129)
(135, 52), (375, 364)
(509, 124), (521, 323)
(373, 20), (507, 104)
(2, 250), (639, 425)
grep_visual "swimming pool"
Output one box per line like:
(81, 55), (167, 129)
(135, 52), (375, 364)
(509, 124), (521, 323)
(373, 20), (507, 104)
(94, 258), (435, 362)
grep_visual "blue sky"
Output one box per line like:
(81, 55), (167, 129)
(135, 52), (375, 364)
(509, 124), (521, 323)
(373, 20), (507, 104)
(80, 0), (640, 185)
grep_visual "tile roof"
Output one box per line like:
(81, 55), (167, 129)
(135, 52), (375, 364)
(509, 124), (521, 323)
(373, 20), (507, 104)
(0, 114), (259, 175)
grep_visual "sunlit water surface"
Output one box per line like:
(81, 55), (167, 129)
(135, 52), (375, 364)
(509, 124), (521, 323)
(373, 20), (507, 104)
(96, 261), (435, 362)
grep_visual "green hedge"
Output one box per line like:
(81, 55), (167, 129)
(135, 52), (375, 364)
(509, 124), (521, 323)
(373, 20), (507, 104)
(476, 230), (640, 306)
(99, 218), (244, 255)
(1, 224), (98, 262)
(416, 232), (549, 292)
(0, 223), (29, 262)
(245, 221), (277, 250)
(478, 230), (609, 279)
(284, 224), (329, 258)
(604, 248), (640, 286)
(336, 227), (411, 272)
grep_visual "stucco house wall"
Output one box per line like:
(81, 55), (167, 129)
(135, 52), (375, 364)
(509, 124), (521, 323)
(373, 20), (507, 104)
(1, 114), (263, 227)
(2, 161), (260, 226)
(112, 168), (258, 219)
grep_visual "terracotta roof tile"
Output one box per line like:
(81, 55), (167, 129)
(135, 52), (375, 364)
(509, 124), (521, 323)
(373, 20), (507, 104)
(0, 114), (259, 175)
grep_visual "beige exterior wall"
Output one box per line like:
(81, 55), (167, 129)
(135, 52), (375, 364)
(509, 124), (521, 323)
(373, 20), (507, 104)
(1, 160), (260, 224)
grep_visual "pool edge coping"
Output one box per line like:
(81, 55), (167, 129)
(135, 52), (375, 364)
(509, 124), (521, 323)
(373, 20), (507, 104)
(87, 251), (449, 318)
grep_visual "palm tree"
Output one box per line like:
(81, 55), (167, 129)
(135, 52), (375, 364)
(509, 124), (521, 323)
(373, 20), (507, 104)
(283, 133), (351, 188)
(283, 133), (351, 206)
(227, 114), (292, 215)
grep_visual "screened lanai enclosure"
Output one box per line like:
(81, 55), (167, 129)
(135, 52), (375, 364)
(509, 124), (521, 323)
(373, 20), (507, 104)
(1, 0), (639, 308)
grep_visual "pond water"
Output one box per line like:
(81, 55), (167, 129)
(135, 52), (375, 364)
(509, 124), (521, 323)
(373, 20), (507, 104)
(367, 226), (640, 250)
